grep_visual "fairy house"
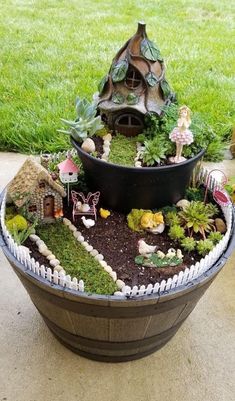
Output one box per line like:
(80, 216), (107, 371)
(97, 21), (174, 137)
(7, 157), (66, 221)
(58, 157), (79, 184)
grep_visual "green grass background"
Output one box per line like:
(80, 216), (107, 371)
(0, 0), (234, 154)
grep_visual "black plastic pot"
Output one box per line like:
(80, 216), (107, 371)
(1, 191), (234, 362)
(72, 139), (205, 212)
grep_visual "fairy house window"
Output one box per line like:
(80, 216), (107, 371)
(97, 21), (174, 137)
(7, 157), (66, 222)
(125, 67), (142, 89)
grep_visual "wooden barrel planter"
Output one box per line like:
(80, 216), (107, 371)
(1, 210), (235, 362)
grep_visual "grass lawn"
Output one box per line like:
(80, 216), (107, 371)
(0, 0), (234, 155)
(37, 222), (118, 295)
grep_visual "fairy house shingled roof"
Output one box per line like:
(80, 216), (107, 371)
(7, 157), (66, 208)
(97, 21), (174, 137)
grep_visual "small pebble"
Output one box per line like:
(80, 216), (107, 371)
(95, 254), (104, 261)
(104, 265), (112, 273)
(109, 271), (117, 281)
(114, 291), (125, 297)
(54, 265), (63, 272)
(77, 235), (84, 243)
(38, 244), (48, 253)
(85, 245), (93, 252)
(40, 249), (52, 257)
(104, 139), (111, 146)
(99, 260), (108, 267)
(29, 234), (39, 242)
(91, 249), (99, 257)
(116, 279), (125, 289)
(49, 259), (60, 267)
(69, 224), (77, 232)
(63, 218), (71, 226)
(36, 240), (45, 247)
(135, 161), (142, 167)
(47, 254), (56, 260)
(73, 231), (81, 239)
(59, 269), (66, 276)
(81, 241), (89, 247)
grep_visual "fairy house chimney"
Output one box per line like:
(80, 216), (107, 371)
(97, 21), (174, 137)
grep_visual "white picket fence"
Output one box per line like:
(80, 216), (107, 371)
(1, 167), (234, 298)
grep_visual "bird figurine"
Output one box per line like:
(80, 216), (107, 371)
(81, 216), (95, 229)
(138, 239), (157, 256)
(99, 208), (111, 219)
(140, 212), (165, 234)
(166, 248), (176, 258)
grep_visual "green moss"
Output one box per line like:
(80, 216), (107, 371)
(127, 209), (151, 232)
(37, 222), (118, 295)
(109, 134), (137, 166)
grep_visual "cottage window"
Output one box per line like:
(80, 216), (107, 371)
(117, 114), (142, 127)
(125, 67), (142, 89)
(39, 182), (45, 189)
(114, 113), (144, 136)
(28, 205), (37, 212)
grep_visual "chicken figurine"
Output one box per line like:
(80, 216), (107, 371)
(99, 208), (111, 219)
(81, 216), (95, 229)
(138, 239), (157, 256)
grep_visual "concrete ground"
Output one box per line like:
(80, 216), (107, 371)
(0, 152), (235, 401)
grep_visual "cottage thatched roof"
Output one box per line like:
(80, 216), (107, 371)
(7, 157), (66, 208)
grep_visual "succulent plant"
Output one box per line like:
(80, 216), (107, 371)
(141, 136), (167, 166)
(180, 237), (196, 252)
(168, 224), (185, 241)
(179, 201), (216, 239)
(208, 231), (223, 245)
(58, 97), (103, 142)
(196, 239), (214, 256)
(165, 211), (180, 226)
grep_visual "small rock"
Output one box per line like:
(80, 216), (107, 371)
(81, 138), (96, 153)
(54, 265), (63, 272)
(49, 259), (60, 267)
(68, 224), (77, 232)
(114, 291), (125, 297)
(81, 241), (89, 247)
(63, 218), (71, 226)
(99, 260), (108, 268)
(109, 271), (117, 281)
(103, 134), (112, 142)
(36, 240), (45, 247)
(104, 265), (112, 273)
(116, 279), (125, 289)
(176, 199), (190, 210)
(59, 269), (66, 276)
(95, 254), (104, 261)
(38, 244), (48, 253)
(29, 234), (39, 242)
(77, 235), (84, 243)
(215, 218), (226, 234)
(40, 249), (52, 257)
(91, 249), (99, 257)
(47, 254), (56, 260)
(85, 245), (93, 252)
(73, 231), (80, 239)
(135, 161), (142, 167)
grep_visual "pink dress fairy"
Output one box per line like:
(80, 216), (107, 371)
(169, 106), (194, 163)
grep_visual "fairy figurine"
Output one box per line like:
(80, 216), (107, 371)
(169, 106), (194, 163)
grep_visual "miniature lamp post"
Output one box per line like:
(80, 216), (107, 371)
(169, 106), (194, 163)
(58, 155), (79, 204)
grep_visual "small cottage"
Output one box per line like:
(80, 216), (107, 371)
(97, 22), (175, 137)
(58, 157), (79, 184)
(7, 157), (66, 221)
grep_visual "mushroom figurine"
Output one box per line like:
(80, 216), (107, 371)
(169, 106), (194, 163)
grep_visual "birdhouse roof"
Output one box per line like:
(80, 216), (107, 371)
(58, 158), (79, 173)
(97, 22), (174, 116)
(7, 157), (66, 208)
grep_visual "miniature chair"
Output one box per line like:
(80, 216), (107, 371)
(71, 190), (100, 222)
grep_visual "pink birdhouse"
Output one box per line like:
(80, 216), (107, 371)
(58, 158), (79, 184)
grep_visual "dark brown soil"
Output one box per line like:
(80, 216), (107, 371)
(63, 200), (200, 287)
(92, 136), (104, 159)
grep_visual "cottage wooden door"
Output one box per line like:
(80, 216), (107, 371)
(43, 195), (54, 218)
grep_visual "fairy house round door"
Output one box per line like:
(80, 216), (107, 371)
(114, 111), (144, 136)
(43, 195), (54, 218)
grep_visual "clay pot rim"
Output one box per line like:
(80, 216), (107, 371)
(72, 139), (205, 172)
